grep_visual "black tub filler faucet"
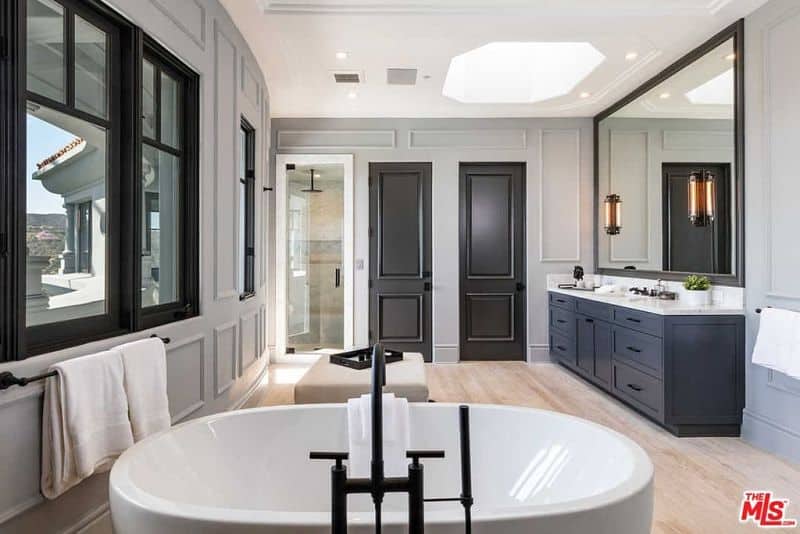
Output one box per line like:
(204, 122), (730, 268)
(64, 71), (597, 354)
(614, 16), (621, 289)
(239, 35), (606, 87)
(310, 344), (474, 534)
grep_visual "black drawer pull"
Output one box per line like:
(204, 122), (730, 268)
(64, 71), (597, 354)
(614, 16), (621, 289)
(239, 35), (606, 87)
(627, 383), (644, 392)
(556, 299), (566, 303)
(556, 345), (567, 351)
(626, 317), (642, 323)
(626, 346), (642, 353)
(556, 319), (567, 324)
(585, 318), (594, 323)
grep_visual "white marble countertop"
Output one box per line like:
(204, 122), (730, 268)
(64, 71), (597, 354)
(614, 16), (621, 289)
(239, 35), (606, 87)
(548, 287), (744, 316)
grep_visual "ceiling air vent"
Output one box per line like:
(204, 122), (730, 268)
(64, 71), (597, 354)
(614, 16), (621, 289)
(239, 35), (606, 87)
(387, 68), (417, 85)
(333, 71), (361, 84)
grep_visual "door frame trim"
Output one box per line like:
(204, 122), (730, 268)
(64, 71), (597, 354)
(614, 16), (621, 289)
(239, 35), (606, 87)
(275, 154), (354, 359)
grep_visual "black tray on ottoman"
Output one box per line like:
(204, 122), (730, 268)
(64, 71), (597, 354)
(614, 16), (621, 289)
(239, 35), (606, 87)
(329, 347), (404, 370)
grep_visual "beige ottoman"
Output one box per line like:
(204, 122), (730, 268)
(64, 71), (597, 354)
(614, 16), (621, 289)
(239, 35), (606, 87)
(294, 352), (429, 404)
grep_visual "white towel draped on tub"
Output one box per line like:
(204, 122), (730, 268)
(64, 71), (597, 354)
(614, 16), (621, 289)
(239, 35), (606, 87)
(752, 307), (800, 379)
(347, 393), (410, 478)
(41, 350), (134, 499)
(118, 337), (171, 441)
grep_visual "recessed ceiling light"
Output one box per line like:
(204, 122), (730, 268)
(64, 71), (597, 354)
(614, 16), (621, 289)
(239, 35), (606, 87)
(659, 92), (671, 99)
(347, 91), (357, 99)
(336, 51), (349, 60)
(579, 92), (591, 98)
(442, 41), (605, 104)
(625, 52), (638, 61)
(725, 53), (736, 61)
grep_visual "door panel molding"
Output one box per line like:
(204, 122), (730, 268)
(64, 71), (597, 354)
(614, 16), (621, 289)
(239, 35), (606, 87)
(369, 162), (433, 361)
(460, 162), (526, 361)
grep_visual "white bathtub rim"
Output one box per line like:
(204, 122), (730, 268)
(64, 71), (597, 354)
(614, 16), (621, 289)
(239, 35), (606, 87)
(110, 403), (654, 528)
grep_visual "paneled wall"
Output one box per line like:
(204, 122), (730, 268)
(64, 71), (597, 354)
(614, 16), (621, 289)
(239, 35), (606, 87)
(742, 0), (800, 464)
(0, 0), (271, 531)
(271, 118), (594, 363)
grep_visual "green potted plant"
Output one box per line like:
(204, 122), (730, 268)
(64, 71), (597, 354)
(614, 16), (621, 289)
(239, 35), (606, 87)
(682, 275), (712, 306)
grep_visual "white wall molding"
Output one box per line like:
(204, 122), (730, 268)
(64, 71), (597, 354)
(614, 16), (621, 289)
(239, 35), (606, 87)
(432, 345), (459, 364)
(277, 129), (396, 150)
(608, 130), (650, 263)
(241, 56), (261, 110)
(742, 408), (800, 464)
(150, 0), (207, 49)
(538, 129), (581, 262)
(408, 129), (527, 150)
(214, 321), (238, 396)
(213, 21), (240, 301)
(528, 344), (551, 363)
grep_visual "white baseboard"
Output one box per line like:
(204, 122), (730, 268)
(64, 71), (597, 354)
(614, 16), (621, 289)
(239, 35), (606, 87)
(528, 344), (551, 363)
(433, 345), (459, 363)
(742, 408), (800, 465)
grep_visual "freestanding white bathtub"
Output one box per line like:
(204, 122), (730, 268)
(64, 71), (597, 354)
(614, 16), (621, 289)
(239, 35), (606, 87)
(110, 404), (653, 534)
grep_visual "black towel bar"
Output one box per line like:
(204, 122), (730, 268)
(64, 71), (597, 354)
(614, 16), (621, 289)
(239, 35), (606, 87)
(0, 335), (171, 390)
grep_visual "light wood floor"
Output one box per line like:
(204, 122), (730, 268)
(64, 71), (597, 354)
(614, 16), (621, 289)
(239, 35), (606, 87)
(244, 362), (800, 534)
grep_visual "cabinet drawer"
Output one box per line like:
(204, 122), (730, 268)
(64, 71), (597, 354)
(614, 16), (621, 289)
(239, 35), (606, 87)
(549, 293), (576, 311)
(549, 306), (575, 336)
(576, 299), (612, 321)
(613, 327), (663, 377)
(613, 361), (664, 419)
(550, 331), (575, 365)
(613, 307), (663, 337)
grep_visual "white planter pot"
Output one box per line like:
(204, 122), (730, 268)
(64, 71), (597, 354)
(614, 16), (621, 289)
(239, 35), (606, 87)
(683, 289), (711, 306)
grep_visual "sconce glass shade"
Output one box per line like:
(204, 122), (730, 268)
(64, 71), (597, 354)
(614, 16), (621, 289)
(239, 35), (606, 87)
(604, 194), (622, 235)
(688, 171), (715, 226)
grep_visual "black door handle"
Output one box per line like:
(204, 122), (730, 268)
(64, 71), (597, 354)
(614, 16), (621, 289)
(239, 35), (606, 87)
(516, 282), (526, 291)
(585, 318), (594, 323)
(335, 267), (341, 288)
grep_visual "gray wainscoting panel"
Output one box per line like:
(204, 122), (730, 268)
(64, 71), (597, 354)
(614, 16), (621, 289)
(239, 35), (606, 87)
(662, 130), (734, 151)
(241, 57), (260, 110)
(151, 0), (206, 49)
(765, 11), (800, 300)
(166, 335), (206, 423)
(609, 130), (649, 262)
(277, 129), (396, 150)
(539, 129), (581, 262)
(214, 322), (238, 396)
(214, 23), (239, 300)
(240, 311), (259, 372)
(408, 129), (527, 150)
(0, 395), (43, 523)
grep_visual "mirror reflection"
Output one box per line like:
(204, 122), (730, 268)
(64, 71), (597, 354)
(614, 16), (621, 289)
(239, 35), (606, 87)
(597, 38), (736, 276)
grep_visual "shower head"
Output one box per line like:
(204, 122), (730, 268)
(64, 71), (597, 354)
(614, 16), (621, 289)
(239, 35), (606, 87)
(302, 168), (323, 193)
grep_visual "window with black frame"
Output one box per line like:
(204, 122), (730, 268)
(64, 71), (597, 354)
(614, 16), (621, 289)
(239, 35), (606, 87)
(239, 118), (256, 299)
(0, 0), (199, 359)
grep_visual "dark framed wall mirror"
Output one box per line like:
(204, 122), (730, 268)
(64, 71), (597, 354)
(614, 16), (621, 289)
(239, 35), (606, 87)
(594, 20), (744, 286)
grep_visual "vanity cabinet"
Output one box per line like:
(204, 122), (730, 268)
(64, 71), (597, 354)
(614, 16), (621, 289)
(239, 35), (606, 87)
(548, 291), (745, 437)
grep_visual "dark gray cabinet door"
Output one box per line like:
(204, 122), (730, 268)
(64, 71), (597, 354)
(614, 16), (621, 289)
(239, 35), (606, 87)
(459, 163), (526, 360)
(369, 162), (432, 361)
(576, 316), (595, 375)
(594, 319), (612, 386)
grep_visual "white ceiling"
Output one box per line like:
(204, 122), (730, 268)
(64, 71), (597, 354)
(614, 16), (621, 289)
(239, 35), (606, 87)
(220, 0), (767, 118)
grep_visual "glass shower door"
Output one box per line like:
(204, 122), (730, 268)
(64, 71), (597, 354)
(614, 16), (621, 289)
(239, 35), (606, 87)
(286, 164), (344, 353)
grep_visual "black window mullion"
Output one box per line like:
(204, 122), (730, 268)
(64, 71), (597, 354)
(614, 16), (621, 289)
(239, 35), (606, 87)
(64, 6), (74, 108)
(154, 64), (161, 143)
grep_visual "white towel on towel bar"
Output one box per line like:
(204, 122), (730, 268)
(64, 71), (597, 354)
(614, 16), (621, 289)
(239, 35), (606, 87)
(118, 337), (171, 441)
(347, 393), (410, 478)
(752, 307), (800, 379)
(41, 350), (134, 499)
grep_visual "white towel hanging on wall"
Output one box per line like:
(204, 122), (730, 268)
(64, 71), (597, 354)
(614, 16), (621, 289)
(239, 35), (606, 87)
(752, 307), (800, 379)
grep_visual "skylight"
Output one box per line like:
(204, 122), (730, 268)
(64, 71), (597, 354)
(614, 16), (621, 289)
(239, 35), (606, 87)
(685, 69), (734, 105)
(442, 42), (605, 104)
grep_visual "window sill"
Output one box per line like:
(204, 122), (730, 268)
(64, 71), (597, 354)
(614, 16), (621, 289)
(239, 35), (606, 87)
(239, 292), (256, 302)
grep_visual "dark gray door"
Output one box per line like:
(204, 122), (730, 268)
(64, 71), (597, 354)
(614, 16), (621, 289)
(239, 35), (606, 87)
(459, 163), (526, 361)
(369, 162), (432, 361)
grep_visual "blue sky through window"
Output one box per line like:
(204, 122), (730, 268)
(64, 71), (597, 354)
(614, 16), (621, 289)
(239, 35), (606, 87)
(27, 113), (76, 214)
